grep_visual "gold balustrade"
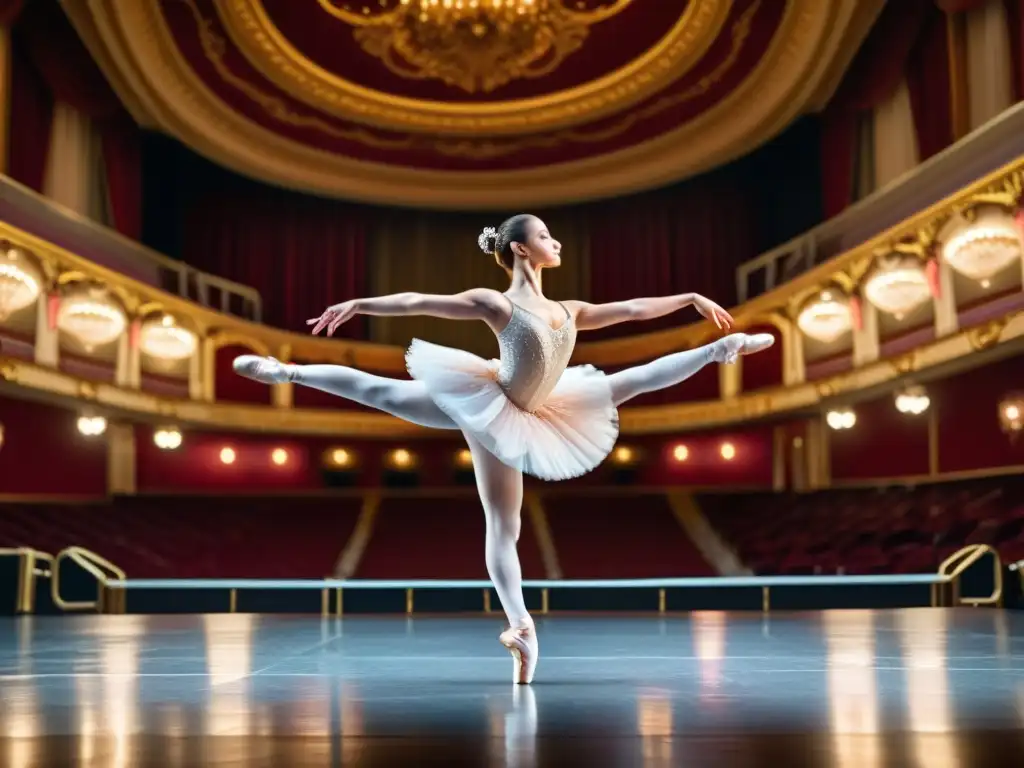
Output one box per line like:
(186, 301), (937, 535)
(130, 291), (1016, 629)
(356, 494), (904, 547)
(51, 546), (127, 614)
(937, 544), (1003, 607)
(0, 156), (1022, 436)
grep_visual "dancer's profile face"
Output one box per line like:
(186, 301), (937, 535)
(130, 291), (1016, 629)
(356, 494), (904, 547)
(513, 217), (561, 269)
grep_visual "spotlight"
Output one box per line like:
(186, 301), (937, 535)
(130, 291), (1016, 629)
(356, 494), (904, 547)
(455, 448), (473, 468)
(720, 442), (736, 460)
(153, 427), (182, 450)
(219, 447), (236, 465)
(999, 393), (1024, 435)
(77, 415), (107, 437)
(672, 444), (689, 462)
(271, 448), (288, 466)
(826, 409), (856, 430)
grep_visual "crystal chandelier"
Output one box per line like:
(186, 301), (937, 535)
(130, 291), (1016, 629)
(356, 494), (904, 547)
(139, 314), (198, 361)
(862, 255), (932, 320)
(318, 0), (632, 93)
(940, 206), (1022, 288)
(894, 385), (930, 415)
(56, 285), (127, 351)
(0, 246), (42, 322)
(796, 289), (853, 343)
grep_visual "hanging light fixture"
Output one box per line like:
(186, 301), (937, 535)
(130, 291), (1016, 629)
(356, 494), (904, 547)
(999, 392), (1024, 436)
(894, 385), (930, 415)
(139, 314), (198, 361)
(796, 289), (853, 343)
(56, 285), (127, 351)
(862, 254), (932, 320)
(826, 408), (856, 430)
(0, 246), (42, 322)
(940, 206), (1022, 288)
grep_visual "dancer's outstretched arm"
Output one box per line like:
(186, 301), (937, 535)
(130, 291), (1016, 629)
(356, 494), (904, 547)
(308, 288), (507, 336)
(565, 293), (734, 332)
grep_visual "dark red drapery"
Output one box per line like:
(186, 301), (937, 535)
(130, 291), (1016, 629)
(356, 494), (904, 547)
(7, 0), (142, 238)
(584, 170), (755, 338)
(820, 0), (931, 218)
(183, 188), (368, 335)
(906, 3), (954, 161)
(1007, 0), (1024, 101)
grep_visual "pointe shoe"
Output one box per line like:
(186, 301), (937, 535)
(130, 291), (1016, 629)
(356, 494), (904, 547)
(499, 622), (538, 685)
(232, 355), (293, 384)
(709, 333), (775, 365)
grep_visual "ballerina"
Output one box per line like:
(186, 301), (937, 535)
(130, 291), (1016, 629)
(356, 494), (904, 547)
(233, 213), (774, 684)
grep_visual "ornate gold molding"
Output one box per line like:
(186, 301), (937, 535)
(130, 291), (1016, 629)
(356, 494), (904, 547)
(218, 0), (728, 135)
(3, 306), (1021, 437)
(70, 0), (868, 208)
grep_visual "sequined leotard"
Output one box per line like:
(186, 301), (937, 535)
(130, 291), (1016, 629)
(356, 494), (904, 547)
(405, 296), (619, 481)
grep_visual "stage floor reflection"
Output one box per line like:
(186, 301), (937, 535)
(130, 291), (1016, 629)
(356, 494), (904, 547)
(1, 609), (1023, 766)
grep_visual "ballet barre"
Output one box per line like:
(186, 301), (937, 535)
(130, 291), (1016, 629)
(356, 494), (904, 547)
(99, 572), (964, 616)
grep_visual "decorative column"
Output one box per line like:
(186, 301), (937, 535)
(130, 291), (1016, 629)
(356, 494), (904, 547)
(106, 421), (136, 495)
(781, 321), (806, 387)
(114, 319), (141, 389)
(852, 300), (880, 367)
(33, 290), (59, 367)
(804, 416), (831, 490)
(200, 337), (216, 402)
(933, 258), (959, 337)
(771, 425), (787, 491)
(718, 358), (741, 400)
(188, 348), (203, 400)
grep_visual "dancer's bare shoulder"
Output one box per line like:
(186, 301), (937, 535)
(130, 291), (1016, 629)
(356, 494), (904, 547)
(460, 288), (513, 330)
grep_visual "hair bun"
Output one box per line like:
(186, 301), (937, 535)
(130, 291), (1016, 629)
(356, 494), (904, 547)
(477, 226), (499, 254)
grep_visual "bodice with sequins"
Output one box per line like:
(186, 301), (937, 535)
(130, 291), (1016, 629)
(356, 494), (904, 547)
(495, 299), (577, 413)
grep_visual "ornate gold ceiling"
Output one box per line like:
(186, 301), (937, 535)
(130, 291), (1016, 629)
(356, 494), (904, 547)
(66, 0), (883, 208)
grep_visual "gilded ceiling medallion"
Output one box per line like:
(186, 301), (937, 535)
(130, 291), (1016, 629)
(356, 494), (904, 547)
(218, 0), (728, 135)
(316, 0), (632, 94)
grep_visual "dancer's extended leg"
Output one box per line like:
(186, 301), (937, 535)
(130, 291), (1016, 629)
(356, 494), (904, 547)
(465, 433), (538, 685)
(232, 355), (458, 430)
(606, 332), (774, 406)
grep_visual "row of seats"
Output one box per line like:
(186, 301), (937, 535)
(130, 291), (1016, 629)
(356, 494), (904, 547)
(2, 478), (1020, 580)
(0, 492), (714, 579)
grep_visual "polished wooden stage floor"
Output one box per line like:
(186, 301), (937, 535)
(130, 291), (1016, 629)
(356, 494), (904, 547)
(1, 608), (1022, 766)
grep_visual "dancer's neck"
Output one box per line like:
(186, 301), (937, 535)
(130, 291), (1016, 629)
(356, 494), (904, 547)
(509, 261), (543, 297)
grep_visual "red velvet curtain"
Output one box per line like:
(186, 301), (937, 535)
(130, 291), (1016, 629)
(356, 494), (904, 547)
(584, 171), (755, 338)
(8, 0), (142, 238)
(906, 3), (954, 161)
(1007, 0), (1023, 101)
(184, 190), (368, 335)
(820, 0), (931, 218)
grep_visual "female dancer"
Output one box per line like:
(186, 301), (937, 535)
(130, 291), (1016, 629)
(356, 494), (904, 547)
(233, 214), (773, 684)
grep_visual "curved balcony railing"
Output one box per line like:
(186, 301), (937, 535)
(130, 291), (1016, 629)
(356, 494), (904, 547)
(736, 102), (1024, 302)
(0, 175), (262, 321)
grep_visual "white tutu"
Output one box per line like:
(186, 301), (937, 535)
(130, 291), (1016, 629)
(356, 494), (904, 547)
(406, 339), (619, 481)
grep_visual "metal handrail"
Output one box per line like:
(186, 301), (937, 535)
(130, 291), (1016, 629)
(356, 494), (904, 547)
(0, 547), (54, 613)
(51, 546), (126, 612)
(938, 544), (1003, 607)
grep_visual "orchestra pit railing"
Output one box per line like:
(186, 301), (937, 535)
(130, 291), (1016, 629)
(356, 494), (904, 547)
(0, 544), (1005, 616)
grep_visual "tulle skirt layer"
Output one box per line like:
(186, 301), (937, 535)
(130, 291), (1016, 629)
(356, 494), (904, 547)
(405, 339), (619, 481)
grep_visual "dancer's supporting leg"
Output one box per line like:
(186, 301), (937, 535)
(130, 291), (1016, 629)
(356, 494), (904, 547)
(606, 332), (774, 406)
(465, 432), (538, 685)
(232, 355), (458, 430)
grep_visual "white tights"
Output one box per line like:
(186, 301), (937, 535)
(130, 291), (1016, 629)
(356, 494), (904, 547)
(289, 340), (722, 627)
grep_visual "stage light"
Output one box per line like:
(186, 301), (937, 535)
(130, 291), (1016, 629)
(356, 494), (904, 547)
(999, 393), (1024, 435)
(672, 444), (689, 462)
(271, 448), (289, 466)
(219, 447), (236, 465)
(77, 415), (107, 437)
(826, 409), (856, 430)
(720, 442), (736, 460)
(612, 446), (634, 465)
(455, 448), (473, 468)
(153, 427), (182, 450)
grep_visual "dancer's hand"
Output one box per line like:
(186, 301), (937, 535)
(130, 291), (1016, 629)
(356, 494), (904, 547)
(692, 295), (733, 330)
(307, 300), (358, 336)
